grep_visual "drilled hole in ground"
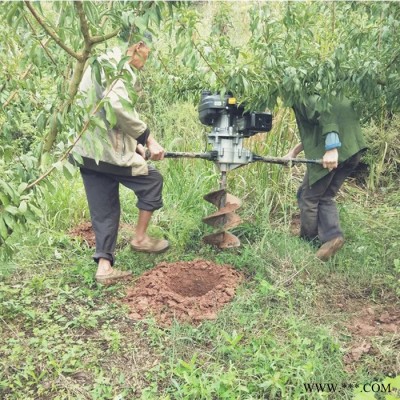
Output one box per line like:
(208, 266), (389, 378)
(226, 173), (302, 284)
(167, 269), (220, 297)
(123, 260), (243, 325)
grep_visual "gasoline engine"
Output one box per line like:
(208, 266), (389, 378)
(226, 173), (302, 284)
(153, 91), (322, 249)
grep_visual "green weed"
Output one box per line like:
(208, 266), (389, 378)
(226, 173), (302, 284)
(1, 96), (399, 399)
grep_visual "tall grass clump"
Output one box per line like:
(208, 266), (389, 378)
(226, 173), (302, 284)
(363, 114), (400, 190)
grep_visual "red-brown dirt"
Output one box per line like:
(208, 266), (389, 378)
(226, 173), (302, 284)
(123, 260), (243, 326)
(315, 276), (399, 373)
(343, 303), (400, 372)
(69, 221), (96, 247)
(68, 221), (132, 248)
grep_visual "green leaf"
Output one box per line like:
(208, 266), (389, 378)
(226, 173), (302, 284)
(3, 212), (15, 230)
(117, 56), (130, 72)
(92, 60), (102, 85)
(103, 101), (117, 128)
(91, 116), (107, 131)
(71, 152), (83, 166)
(6, 2), (22, 24)
(62, 162), (75, 180)
(4, 206), (19, 216)
(36, 112), (47, 132)
(18, 201), (27, 214)
(53, 161), (64, 172)
(119, 96), (133, 112)
(93, 137), (104, 164)
(0, 192), (10, 207)
(18, 183), (28, 194)
(0, 217), (8, 239)
(29, 204), (42, 218)
(0, 180), (16, 199)
(62, 164), (72, 180)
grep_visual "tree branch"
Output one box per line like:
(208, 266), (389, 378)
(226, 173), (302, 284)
(179, 21), (226, 86)
(3, 66), (33, 108)
(26, 80), (119, 191)
(24, 1), (82, 61)
(75, 1), (119, 45)
(90, 28), (121, 44)
(74, 1), (91, 47)
(23, 15), (57, 66)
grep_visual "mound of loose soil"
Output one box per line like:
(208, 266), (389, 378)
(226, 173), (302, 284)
(123, 260), (243, 326)
(69, 222), (96, 247)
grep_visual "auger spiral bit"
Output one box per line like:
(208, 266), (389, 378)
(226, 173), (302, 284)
(203, 231), (241, 249)
(202, 188), (242, 249)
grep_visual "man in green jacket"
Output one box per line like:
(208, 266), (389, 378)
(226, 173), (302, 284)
(286, 95), (367, 261)
(73, 35), (169, 285)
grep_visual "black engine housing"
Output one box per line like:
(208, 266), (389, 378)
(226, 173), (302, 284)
(198, 91), (272, 137)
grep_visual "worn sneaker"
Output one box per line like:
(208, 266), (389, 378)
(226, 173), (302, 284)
(95, 268), (132, 286)
(316, 237), (345, 261)
(131, 236), (169, 254)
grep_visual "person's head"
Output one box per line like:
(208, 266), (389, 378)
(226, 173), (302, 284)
(127, 40), (150, 70)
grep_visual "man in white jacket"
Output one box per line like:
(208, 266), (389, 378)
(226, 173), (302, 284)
(73, 36), (169, 285)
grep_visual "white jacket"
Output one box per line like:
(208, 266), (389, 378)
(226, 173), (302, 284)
(73, 48), (149, 176)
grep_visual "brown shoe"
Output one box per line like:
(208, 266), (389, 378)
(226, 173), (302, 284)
(316, 237), (345, 261)
(130, 236), (169, 254)
(96, 268), (132, 286)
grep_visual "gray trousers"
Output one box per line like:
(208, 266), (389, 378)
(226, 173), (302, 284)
(297, 152), (362, 244)
(80, 166), (163, 265)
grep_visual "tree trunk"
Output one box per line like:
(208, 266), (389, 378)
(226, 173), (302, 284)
(43, 53), (90, 154)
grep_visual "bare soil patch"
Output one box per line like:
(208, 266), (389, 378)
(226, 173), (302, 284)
(123, 260), (243, 326)
(68, 221), (132, 248)
(318, 288), (399, 373)
(343, 302), (400, 372)
(69, 222), (96, 247)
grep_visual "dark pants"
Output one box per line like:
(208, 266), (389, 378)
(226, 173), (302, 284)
(80, 166), (163, 265)
(297, 152), (362, 244)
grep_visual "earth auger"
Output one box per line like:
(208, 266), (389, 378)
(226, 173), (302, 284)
(153, 92), (323, 249)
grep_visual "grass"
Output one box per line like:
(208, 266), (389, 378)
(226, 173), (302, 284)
(1, 169), (399, 399)
(1, 102), (399, 399)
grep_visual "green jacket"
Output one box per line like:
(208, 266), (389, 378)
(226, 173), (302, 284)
(293, 96), (367, 186)
(72, 48), (149, 176)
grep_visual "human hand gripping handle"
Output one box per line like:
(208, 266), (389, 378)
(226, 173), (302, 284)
(323, 132), (341, 171)
(140, 134), (165, 161)
(282, 143), (304, 166)
(147, 141), (165, 161)
(322, 148), (339, 171)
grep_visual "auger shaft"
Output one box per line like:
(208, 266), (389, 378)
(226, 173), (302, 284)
(163, 151), (322, 165)
(252, 154), (322, 165)
(164, 151), (217, 160)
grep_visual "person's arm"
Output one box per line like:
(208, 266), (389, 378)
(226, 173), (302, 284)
(283, 143), (304, 159)
(322, 132), (341, 170)
(106, 78), (167, 161)
(106, 78), (148, 139)
(319, 107), (342, 170)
